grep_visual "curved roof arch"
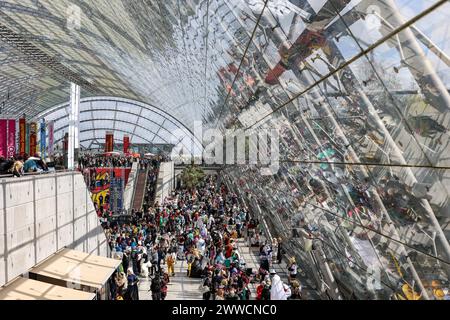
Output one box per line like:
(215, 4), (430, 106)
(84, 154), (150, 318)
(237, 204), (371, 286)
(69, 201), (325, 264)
(38, 96), (203, 153)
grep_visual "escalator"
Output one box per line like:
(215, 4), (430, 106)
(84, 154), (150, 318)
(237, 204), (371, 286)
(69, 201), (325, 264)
(131, 168), (148, 211)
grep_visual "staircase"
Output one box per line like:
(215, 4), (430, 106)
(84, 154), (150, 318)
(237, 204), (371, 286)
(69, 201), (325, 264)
(131, 168), (148, 211)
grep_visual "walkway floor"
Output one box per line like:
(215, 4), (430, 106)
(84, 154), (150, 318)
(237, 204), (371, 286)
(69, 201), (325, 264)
(138, 260), (203, 300)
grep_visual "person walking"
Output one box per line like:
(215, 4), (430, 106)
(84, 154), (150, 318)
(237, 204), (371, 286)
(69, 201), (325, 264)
(166, 250), (176, 276)
(150, 274), (162, 300)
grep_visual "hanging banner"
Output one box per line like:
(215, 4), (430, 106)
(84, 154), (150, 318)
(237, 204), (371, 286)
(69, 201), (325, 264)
(105, 131), (114, 153)
(109, 177), (124, 214)
(48, 120), (54, 156)
(40, 119), (46, 158)
(26, 123), (30, 155)
(123, 135), (130, 154)
(0, 119), (7, 158)
(7, 119), (16, 158)
(29, 122), (37, 156)
(19, 118), (26, 155)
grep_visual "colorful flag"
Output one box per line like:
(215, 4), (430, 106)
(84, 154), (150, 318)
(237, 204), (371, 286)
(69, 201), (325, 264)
(29, 122), (37, 156)
(40, 119), (46, 158)
(7, 119), (16, 158)
(48, 120), (54, 156)
(19, 118), (26, 155)
(0, 119), (7, 158)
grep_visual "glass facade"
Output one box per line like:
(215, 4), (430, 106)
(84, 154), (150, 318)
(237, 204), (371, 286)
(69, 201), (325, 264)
(0, 0), (449, 299)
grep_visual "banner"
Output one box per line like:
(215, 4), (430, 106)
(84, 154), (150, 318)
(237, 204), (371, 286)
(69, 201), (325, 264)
(40, 119), (46, 158)
(105, 131), (114, 152)
(19, 118), (26, 155)
(123, 135), (130, 154)
(109, 177), (124, 214)
(48, 121), (54, 156)
(0, 119), (7, 158)
(89, 168), (131, 214)
(29, 122), (37, 156)
(26, 123), (30, 155)
(7, 119), (16, 158)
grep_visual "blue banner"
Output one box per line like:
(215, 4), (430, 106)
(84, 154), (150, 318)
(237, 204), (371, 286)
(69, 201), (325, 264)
(40, 119), (46, 158)
(109, 178), (124, 214)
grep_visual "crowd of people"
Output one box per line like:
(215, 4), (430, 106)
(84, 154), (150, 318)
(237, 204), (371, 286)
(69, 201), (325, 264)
(78, 154), (134, 170)
(102, 173), (302, 300)
(0, 153), (50, 177)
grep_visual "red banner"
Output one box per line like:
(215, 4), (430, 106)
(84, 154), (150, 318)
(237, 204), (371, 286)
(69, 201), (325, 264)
(7, 120), (16, 158)
(19, 118), (26, 155)
(123, 135), (130, 154)
(105, 132), (114, 152)
(0, 119), (16, 158)
(29, 122), (37, 156)
(0, 119), (7, 158)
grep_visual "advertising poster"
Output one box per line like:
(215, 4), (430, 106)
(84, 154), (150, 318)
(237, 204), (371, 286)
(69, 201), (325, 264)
(89, 167), (131, 214)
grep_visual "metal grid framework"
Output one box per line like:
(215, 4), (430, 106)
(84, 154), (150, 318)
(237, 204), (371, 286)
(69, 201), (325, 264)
(0, 0), (449, 300)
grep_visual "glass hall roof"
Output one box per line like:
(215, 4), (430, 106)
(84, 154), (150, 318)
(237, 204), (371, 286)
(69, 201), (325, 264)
(0, 0), (450, 300)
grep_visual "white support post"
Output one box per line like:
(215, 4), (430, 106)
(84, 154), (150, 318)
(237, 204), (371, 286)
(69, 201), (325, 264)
(68, 83), (80, 170)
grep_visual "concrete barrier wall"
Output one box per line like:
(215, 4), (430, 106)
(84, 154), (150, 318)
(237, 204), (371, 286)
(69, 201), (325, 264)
(0, 172), (109, 287)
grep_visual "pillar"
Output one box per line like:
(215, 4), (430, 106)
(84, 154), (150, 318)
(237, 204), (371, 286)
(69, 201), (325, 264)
(68, 83), (80, 170)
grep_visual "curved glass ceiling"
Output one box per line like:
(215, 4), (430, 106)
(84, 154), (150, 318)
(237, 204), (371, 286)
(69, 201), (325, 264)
(38, 96), (203, 152)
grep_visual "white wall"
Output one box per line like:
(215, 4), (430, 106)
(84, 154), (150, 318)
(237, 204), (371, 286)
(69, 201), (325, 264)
(0, 172), (108, 287)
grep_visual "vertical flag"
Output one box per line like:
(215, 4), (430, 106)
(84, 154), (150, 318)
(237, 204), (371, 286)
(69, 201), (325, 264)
(19, 118), (26, 155)
(105, 131), (114, 152)
(0, 119), (7, 158)
(48, 120), (54, 156)
(26, 123), (30, 155)
(123, 135), (130, 154)
(40, 119), (46, 158)
(7, 119), (16, 158)
(29, 122), (37, 156)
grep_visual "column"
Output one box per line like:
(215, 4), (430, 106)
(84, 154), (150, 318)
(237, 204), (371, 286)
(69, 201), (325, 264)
(68, 83), (80, 170)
